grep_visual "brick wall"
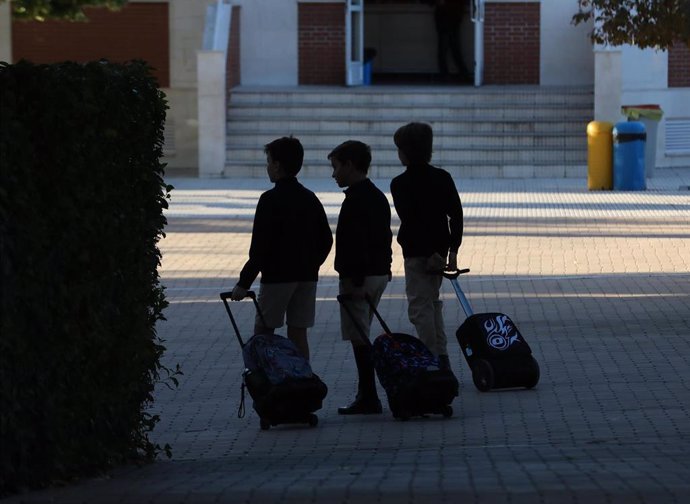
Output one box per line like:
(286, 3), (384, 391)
(226, 5), (241, 89)
(668, 42), (690, 88)
(12, 3), (170, 87)
(298, 3), (345, 85)
(483, 2), (540, 85)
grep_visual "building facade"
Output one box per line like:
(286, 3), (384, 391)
(1, 0), (689, 174)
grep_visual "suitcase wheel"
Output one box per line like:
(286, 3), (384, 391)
(442, 405), (453, 418)
(524, 356), (540, 389)
(308, 414), (319, 427)
(260, 417), (271, 430)
(472, 359), (494, 392)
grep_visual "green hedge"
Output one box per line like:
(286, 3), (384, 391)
(0, 60), (175, 493)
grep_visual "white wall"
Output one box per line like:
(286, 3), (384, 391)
(594, 43), (690, 169)
(618, 89), (690, 169)
(171, 0), (211, 88)
(197, 50), (226, 177)
(163, 0), (214, 173)
(539, 0), (594, 85)
(237, 0), (300, 86)
(0, 2), (10, 63)
(621, 46), (668, 91)
(620, 46), (690, 168)
(594, 48), (622, 123)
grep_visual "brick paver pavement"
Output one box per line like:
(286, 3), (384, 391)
(4, 169), (690, 503)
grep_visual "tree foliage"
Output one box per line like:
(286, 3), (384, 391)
(573, 0), (690, 49)
(8, 0), (128, 21)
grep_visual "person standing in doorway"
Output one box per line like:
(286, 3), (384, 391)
(390, 122), (463, 370)
(230, 137), (333, 361)
(432, 0), (472, 81)
(329, 140), (392, 415)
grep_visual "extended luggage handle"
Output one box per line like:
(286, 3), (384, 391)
(441, 268), (470, 280)
(336, 294), (392, 346)
(442, 268), (474, 317)
(219, 290), (268, 348)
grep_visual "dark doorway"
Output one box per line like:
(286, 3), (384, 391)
(363, 0), (474, 85)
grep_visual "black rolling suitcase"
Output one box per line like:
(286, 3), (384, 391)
(220, 290), (327, 430)
(443, 269), (540, 392)
(337, 294), (458, 420)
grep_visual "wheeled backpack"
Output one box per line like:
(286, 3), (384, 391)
(220, 290), (327, 430)
(338, 294), (458, 420)
(444, 268), (540, 392)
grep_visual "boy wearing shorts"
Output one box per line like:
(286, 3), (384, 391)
(231, 137), (333, 360)
(329, 140), (392, 415)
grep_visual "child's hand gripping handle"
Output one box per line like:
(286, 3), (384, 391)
(441, 268), (474, 317)
(220, 290), (267, 348)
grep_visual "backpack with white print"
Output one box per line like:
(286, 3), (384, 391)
(456, 312), (539, 392)
(445, 269), (541, 393)
(460, 313), (532, 358)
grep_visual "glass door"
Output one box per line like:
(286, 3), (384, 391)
(346, 0), (364, 86)
(472, 0), (484, 86)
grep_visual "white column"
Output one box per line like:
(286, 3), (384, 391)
(197, 51), (226, 177)
(0, 2), (12, 63)
(594, 47), (622, 124)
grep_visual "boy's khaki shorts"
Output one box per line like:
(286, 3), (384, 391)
(338, 275), (390, 342)
(256, 281), (317, 329)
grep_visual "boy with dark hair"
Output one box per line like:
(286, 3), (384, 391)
(390, 122), (463, 370)
(231, 136), (333, 360)
(329, 140), (392, 415)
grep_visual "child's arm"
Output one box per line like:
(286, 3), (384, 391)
(237, 194), (272, 289)
(445, 175), (464, 259)
(314, 198), (333, 266)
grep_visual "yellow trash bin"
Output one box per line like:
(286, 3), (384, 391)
(587, 121), (613, 190)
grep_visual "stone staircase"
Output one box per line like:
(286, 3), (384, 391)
(225, 85), (593, 178)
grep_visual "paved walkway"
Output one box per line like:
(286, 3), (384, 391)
(4, 169), (690, 503)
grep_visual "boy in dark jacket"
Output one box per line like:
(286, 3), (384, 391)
(330, 140), (392, 415)
(231, 137), (333, 360)
(390, 122), (463, 370)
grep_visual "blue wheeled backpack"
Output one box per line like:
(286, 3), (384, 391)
(242, 333), (313, 385)
(338, 294), (459, 421)
(371, 331), (438, 398)
(220, 291), (327, 430)
(372, 331), (458, 420)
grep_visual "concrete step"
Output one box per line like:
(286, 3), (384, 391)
(225, 86), (594, 178)
(227, 104), (591, 121)
(223, 160), (586, 179)
(227, 147), (586, 164)
(226, 118), (590, 135)
(226, 133), (587, 150)
(228, 86), (594, 107)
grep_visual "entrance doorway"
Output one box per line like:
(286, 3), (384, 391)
(363, 0), (476, 85)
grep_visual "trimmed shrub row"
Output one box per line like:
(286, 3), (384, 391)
(0, 59), (174, 493)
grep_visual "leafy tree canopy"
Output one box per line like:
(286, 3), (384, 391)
(8, 0), (127, 21)
(573, 0), (690, 49)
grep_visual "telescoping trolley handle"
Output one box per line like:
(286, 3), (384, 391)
(219, 290), (268, 348)
(336, 294), (393, 346)
(442, 268), (474, 317)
